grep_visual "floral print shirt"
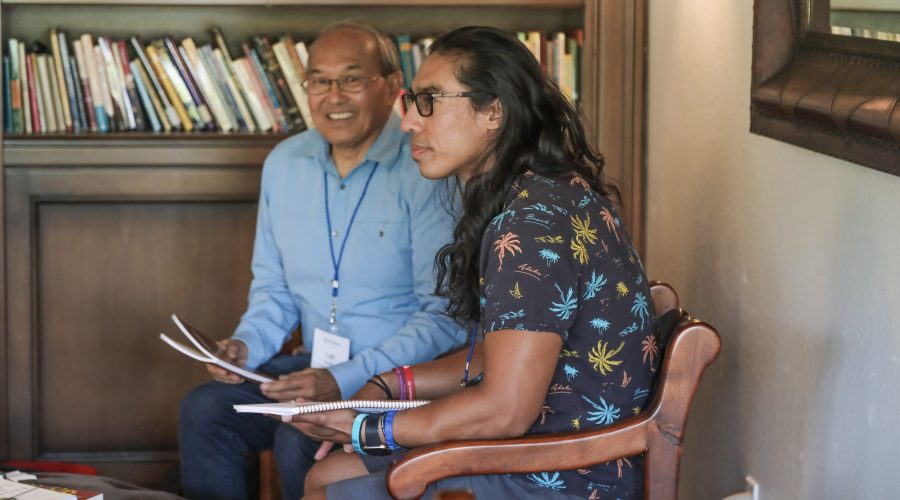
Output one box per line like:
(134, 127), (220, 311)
(479, 171), (658, 499)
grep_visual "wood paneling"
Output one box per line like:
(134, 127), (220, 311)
(5, 165), (261, 484)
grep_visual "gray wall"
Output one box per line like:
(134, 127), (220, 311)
(646, 0), (900, 498)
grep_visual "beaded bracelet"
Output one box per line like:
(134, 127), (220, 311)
(351, 413), (368, 456)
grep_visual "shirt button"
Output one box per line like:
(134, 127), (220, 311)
(332, 230), (339, 238)
(339, 184), (346, 190)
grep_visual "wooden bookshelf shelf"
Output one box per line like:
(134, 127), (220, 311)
(1, 0), (583, 6)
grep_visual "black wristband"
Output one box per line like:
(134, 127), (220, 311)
(367, 375), (393, 399)
(362, 413), (391, 456)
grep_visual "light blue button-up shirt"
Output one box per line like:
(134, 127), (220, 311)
(232, 113), (466, 398)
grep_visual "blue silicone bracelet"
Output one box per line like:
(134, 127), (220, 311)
(383, 411), (406, 451)
(351, 413), (368, 456)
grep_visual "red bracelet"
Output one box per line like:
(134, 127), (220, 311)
(400, 365), (415, 400)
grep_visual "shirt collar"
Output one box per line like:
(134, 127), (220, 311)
(309, 112), (404, 172)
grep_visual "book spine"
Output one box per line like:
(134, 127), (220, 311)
(130, 36), (180, 130)
(282, 36), (314, 128)
(79, 34), (109, 133)
(242, 44), (281, 132)
(232, 57), (272, 132)
(133, 60), (171, 132)
(272, 39), (309, 131)
(395, 35), (415, 88)
(153, 40), (203, 130)
(7, 40), (22, 133)
(164, 36), (213, 130)
(31, 54), (47, 133)
(57, 31), (83, 132)
(91, 45), (117, 131)
(177, 44), (220, 131)
(3, 56), (11, 132)
(129, 60), (162, 132)
(18, 41), (32, 134)
(49, 28), (73, 131)
(181, 38), (234, 132)
(256, 36), (304, 131)
(201, 45), (250, 132)
(67, 55), (87, 132)
(212, 27), (259, 131)
(36, 54), (58, 133)
(96, 37), (129, 131)
(116, 41), (147, 131)
(48, 52), (68, 133)
(145, 43), (193, 132)
(72, 40), (98, 132)
(210, 47), (255, 132)
(25, 54), (42, 133)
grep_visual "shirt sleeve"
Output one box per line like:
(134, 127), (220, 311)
(327, 176), (467, 398)
(480, 204), (581, 337)
(231, 157), (301, 369)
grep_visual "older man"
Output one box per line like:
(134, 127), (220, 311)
(178, 23), (465, 500)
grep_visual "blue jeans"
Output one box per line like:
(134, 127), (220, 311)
(179, 353), (320, 500)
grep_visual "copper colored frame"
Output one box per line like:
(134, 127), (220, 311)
(751, 0), (900, 175)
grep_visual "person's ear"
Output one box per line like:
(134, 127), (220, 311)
(385, 70), (403, 96)
(485, 98), (503, 131)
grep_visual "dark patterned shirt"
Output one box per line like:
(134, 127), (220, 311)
(479, 171), (658, 498)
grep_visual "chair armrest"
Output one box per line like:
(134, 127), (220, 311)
(386, 415), (652, 500)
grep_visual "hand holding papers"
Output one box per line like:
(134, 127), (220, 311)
(159, 314), (274, 384)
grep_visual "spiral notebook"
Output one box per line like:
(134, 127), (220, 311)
(233, 399), (431, 416)
(159, 314), (274, 384)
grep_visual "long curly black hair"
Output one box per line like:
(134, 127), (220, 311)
(431, 26), (618, 326)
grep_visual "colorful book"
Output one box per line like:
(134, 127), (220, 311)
(115, 41), (147, 131)
(132, 60), (170, 132)
(130, 60), (161, 132)
(57, 31), (83, 132)
(209, 46), (256, 132)
(130, 36), (180, 130)
(145, 43), (193, 131)
(164, 36), (213, 129)
(49, 28), (73, 131)
(243, 44), (282, 131)
(231, 57), (273, 132)
(18, 41), (32, 133)
(255, 36), (304, 131)
(25, 54), (42, 133)
(72, 40), (97, 132)
(3, 56), (11, 132)
(212, 26), (260, 131)
(180, 38), (236, 132)
(280, 36), (314, 128)
(37, 53), (60, 133)
(7, 40), (22, 133)
(96, 37), (129, 131)
(202, 45), (252, 132)
(394, 34), (415, 88)
(79, 34), (109, 133)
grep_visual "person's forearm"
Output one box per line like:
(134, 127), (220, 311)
(377, 342), (483, 400)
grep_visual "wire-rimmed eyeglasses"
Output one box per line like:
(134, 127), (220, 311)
(302, 75), (383, 95)
(401, 91), (482, 117)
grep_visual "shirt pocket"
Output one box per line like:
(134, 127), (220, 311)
(345, 220), (413, 288)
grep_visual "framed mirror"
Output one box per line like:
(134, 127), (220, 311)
(751, 0), (900, 175)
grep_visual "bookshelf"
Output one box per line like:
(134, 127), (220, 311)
(0, 0), (646, 487)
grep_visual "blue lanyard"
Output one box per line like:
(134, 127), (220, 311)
(324, 164), (379, 326)
(460, 324), (482, 387)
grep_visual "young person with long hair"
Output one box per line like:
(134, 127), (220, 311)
(286, 26), (659, 499)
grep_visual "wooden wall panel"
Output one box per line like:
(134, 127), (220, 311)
(5, 165), (261, 485)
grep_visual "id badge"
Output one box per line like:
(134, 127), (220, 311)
(310, 327), (351, 368)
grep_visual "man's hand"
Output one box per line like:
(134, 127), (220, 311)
(261, 367), (341, 402)
(207, 339), (249, 384)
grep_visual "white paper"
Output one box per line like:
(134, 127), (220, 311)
(310, 327), (350, 368)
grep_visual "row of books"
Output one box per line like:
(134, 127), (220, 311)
(392, 31), (583, 102)
(2, 28), (314, 135)
(3, 28), (583, 136)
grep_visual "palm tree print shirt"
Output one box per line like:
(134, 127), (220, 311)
(479, 172), (658, 499)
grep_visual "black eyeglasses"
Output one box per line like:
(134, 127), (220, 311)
(401, 91), (482, 117)
(302, 75), (383, 95)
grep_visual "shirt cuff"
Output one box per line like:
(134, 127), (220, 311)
(327, 359), (369, 399)
(231, 330), (267, 370)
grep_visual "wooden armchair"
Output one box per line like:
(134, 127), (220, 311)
(385, 282), (721, 500)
